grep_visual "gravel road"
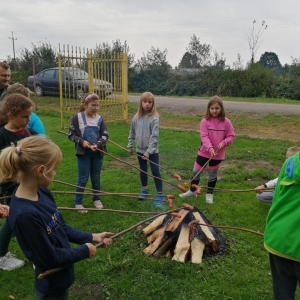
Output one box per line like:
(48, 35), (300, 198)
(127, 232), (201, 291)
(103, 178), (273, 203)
(128, 95), (300, 115)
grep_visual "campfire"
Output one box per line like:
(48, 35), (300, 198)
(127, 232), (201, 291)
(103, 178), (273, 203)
(142, 204), (227, 264)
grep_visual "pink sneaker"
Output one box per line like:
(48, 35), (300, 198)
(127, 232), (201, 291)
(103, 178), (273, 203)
(94, 200), (103, 209)
(75, 204), (88, 213)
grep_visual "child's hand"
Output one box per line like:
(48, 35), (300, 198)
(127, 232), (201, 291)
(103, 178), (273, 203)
(82, 141), (90, 149)
(210, 149), (216, 157)
(142, 155), (148, 160)
(217, 142), (224, 150)
(85, 243), (97, 258)
(254, 185), (265, 194)
(92, 232), (114, 245)
(0, 205), (9, 218)
(89, 144), (98, 151)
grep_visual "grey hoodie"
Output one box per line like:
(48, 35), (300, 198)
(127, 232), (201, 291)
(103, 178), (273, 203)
(127, 113), (159, 157)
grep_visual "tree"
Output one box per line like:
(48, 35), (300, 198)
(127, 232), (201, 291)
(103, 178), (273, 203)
(232, 54), (244, 70)
(186, 34), (212, 67)
(247, 20), (268, 64)
(136, 47), (170, 70)
(93, 39), (135, 67)
(258, 52), (282, 70)
(17, 42), (58, 76)
(178, 52), (199, 69)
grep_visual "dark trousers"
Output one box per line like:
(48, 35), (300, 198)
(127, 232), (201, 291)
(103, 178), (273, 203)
(137, 152), (162, 192)
(39, 290), (68, 300)
(269, 253), (300, 300)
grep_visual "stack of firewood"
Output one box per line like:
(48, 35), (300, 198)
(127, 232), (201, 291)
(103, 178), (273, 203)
(142, 204), (227, 263)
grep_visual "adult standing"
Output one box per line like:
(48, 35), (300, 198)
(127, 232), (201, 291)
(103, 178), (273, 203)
(0, 62), (11, 103)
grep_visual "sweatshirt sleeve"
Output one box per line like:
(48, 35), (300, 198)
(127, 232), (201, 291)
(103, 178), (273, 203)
(97, 118), (109, 150)
(266, 178), (278, 188)
(13, 212), (90, 269)
(28, 113), (45, 135)
(145, 116), (159, 157)
(127, 116), (136, 152)
(68, 114), (84, 146)
(222, 118), (235, 147)
(200, 118), (214, 153)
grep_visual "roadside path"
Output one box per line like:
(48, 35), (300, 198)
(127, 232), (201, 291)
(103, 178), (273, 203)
(128, 95), (300, 115)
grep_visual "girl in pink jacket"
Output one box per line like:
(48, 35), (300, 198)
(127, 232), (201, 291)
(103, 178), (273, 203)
(179, 96), (235, 203)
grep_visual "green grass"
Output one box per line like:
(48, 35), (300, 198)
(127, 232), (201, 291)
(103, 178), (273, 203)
(0, 103), (299, 299)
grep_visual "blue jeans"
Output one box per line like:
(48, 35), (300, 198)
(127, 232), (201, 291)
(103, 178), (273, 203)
(74, 150), (103, 205)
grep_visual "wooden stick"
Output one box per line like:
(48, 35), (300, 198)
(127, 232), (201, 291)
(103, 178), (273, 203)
(189, 221), (263, 237)
(108, 138), (182, 181)
(57, 207), (160, 214)
(37, 206), (183, 279)
(50, 190), (166, 202)
(56, 131), (186, 193)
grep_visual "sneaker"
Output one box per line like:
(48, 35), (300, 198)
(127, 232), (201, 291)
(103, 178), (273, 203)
(206, 193), (213, 204)
(0, 252), (25, 271)
(138, 189), (149, 200)
(154, 194), (164, 207)
(179, 190), (197, 198)
(93, 200), (104, 209)
(75, 204), (88, 213)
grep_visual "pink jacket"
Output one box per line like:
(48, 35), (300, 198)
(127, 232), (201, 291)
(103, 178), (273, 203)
(198, 117), (235, 160)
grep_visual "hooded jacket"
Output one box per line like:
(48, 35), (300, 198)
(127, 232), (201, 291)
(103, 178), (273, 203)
(264, 152), (300, 261)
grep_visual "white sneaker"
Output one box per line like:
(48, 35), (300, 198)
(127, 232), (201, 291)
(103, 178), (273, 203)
(206, 193), (213, 204)
(0, 252), (25, 271)
(179, 190), (197, 198)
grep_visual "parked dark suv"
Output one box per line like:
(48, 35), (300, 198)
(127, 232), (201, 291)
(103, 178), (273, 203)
(27, 67), (113, 99)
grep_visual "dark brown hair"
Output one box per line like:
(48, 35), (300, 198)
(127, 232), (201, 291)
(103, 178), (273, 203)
(0, 94), (33, 126)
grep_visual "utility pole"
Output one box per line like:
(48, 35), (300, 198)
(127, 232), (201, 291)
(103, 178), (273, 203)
(8, 31), (17, 64)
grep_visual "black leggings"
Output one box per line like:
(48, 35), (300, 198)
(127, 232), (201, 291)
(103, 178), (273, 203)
(190, 155), (222, 193)
(137, 152), (162, 193)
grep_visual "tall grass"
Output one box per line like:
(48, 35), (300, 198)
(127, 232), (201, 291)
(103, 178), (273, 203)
(0, 103), (298, 299)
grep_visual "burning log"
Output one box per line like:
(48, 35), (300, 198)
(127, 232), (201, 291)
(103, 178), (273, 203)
(142, 205), (227, 264)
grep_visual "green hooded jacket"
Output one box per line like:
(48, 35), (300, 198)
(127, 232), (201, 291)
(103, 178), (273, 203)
(264, 151), (300, 261)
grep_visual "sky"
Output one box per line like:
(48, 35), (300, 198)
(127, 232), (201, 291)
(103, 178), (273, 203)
(1, 0), (299, 68)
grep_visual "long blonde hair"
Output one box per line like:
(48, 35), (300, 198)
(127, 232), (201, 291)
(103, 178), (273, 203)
(0, 136), (62, 183)
(137, 92), (159, 118)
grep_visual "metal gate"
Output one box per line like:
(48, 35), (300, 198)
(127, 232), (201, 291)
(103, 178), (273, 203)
(58, 44), (128, 129)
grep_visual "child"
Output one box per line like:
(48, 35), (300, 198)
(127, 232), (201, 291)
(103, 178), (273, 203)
(264, 150), (300, 299)
(0, 93), (36, 271)
(127, 92), (164, 207)
(6, 83), (45, 135)
(68, 93), (108, 213)
(0, 136), (113, 299)
(179, 96), (235, 204)
(254, 146), (300, 203)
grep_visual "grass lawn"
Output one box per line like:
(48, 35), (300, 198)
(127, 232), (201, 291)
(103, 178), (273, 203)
(0, 96), (299, 300)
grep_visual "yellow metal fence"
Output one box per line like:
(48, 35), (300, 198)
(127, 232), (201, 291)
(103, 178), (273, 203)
(58, 45), (128, 129)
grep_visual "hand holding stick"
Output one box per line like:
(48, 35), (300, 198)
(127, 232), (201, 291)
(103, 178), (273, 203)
(37, 207), (182, 279)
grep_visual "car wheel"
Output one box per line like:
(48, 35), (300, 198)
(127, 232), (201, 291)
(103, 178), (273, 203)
(35, 85), (44, 97)
(76, 88), (84, 100)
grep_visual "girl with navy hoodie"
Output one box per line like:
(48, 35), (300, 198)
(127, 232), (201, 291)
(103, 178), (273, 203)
(0, 136), (113, 299)
(179, 96), (235, 204)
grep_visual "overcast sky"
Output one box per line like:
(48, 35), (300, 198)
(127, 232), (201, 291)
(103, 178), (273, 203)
(1, 0), (299, 68)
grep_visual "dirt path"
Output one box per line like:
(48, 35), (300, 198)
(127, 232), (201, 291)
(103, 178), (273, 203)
(128, 95), (300, 116)
(128, 95), (300, 142)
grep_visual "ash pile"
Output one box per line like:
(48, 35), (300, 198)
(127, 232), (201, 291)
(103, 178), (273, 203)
(142, 204), (227, 264)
